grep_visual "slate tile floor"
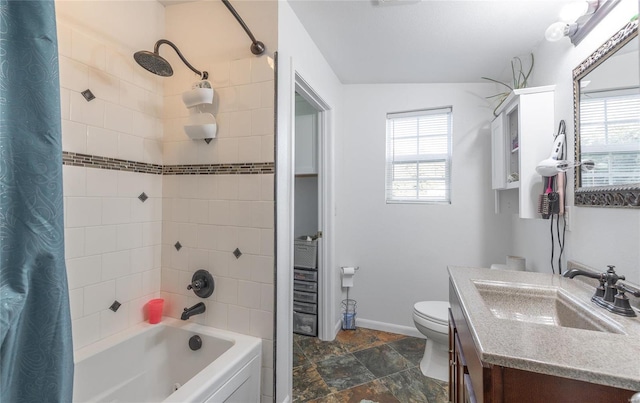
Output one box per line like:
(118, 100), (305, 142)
(293, 328), (449, 402)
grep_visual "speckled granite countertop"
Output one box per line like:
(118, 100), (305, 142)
(448, 266), (640, 391)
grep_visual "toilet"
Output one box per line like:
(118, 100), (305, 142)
(413, 258), (526, 381)
(412, 301), (450, 381)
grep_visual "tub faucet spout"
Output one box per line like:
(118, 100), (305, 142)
(181, 302), (206, 320)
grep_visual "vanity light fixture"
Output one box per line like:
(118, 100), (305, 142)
(545, 0), (620, 45)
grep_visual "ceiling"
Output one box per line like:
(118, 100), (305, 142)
(287, 0), (575, 84)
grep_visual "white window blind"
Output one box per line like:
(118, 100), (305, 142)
(385, 107), (452, 203)
(580, 91), (640, 187)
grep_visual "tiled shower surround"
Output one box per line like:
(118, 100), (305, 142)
(58, 8), (275, 401)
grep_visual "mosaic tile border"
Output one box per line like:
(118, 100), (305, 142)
(62, 152), (275, 175)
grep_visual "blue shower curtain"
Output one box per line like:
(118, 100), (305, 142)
(0, 0), (74, 401)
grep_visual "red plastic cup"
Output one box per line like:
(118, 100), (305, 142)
(148, 298), (164, 324)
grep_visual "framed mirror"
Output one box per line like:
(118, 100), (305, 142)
(573, 19), (639, 207)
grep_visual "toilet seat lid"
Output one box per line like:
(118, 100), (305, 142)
(414, 301), (449, 325)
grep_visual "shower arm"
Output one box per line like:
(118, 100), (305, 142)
(154, 39), (208, 80)
(221, 0), (266, 55)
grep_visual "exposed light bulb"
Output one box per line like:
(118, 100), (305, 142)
(545, 22), (570, 42)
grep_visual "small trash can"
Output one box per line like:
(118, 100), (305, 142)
(342, 299), (357, 330)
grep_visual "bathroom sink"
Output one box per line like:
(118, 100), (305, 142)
(472, 280), (622, 334)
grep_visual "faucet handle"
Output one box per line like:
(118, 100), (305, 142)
(617, 283), (640, 298)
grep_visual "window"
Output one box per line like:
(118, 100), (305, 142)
(580, 90), (640, 187)
(385, 107), (452, 203)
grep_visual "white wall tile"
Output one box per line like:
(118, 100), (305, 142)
(65, 228), (85, 259)
(260, 135), (275, 163)
(89, 68), (120, 104)
(250, 309), (273, 339)
(143, 139), (163, 165)
(104, 102), (133, 134)
(204, 301), (228, 329)
(260, 229), (274, 256)
(86, 168), (118, 197)
(227, 305), (251, 334)
(66, 197), (102, 228)
(100, 305), (129, 338)
(57, 24), (72, 58)
(178, 175), (201, 199)
(120, 81), (147, 112)
(67, 255), (102, 289)
(237, 227), (260, 255)
(237, 280), (260, 309)
(102, 198), (132, 225)
(68, 288), (83, 320)
(228, 253), (252, 281)
(252, 201), (274, 229)
(142, 269), (161, 295)
(59, 56), (89, 92)
(251, 57), (274, 84)
(70, 92), (105, 127)
(215, 277), (238, 304)
(209, 250), (229, 278)
(105, 47), (133, 83)
(87, 126), (119, 158)
(117, 223), (143, 250)
(217, 175), (239, 200)
(116, 273), (143, 302)
(60, 88), (71, 120)
(118, 133), (144, 162)
(229, 59), (251, 86)
(132, 112), (157, 139)
(217, 226), (238, 252)
(251, 107), (273, 136)
(178, 223), (198, 248)
(260, 284), (273, 312)
(71, 30), (106, 71)
(188, 199), (208, 223)
(229, 110), (252, 138)
(251, 255), (273, 284)
(63, 166), (87, 197)
(259, 81), (274, 108)
(61, 119), (88, 154)
(83, 280), (116, 315)
(208, 200), (229, 225)
(187, 248), (209, 272)
(196, 225), (218, 250)
(128, 297), (147, 326)
(216, 87), (238, 113)
(142, 221), (162, 246)
(72, 313), (100, 350)
(101, 250), (131, 281)
(131, 246), (155, 273)
(85, 225), (118, 256)
(238, 137), (261, 163)
(209, 61), (230, 88)
(237, 84), (262, 111)
(260, 174), (274, 201)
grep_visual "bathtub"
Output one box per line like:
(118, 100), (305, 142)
(73, 318), (262, 402)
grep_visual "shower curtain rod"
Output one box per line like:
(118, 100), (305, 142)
(221, 0), (266, 55)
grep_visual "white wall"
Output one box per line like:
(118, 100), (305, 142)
(56, 0), (165, 351)
(277, 1), (344, 401)
(512, 1), (640, 284)
(337, 83), (512, 332)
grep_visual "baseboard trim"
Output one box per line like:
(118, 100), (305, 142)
(356, 318), (424, 338)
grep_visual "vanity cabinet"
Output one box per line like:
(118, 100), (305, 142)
(449, 280), (637, 403)
(491, 86), (555, 219)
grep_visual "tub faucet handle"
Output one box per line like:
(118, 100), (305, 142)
(187, 279), (204, 291)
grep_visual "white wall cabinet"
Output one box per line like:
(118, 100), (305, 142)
(491, 86), (555, 219)
(295, 96), (318, 175)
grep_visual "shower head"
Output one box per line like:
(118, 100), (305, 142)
(134, 39), (208, 80)
(133, 51), (173, 77)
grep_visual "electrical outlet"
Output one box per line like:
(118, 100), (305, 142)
(564, 206), (572, 231)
